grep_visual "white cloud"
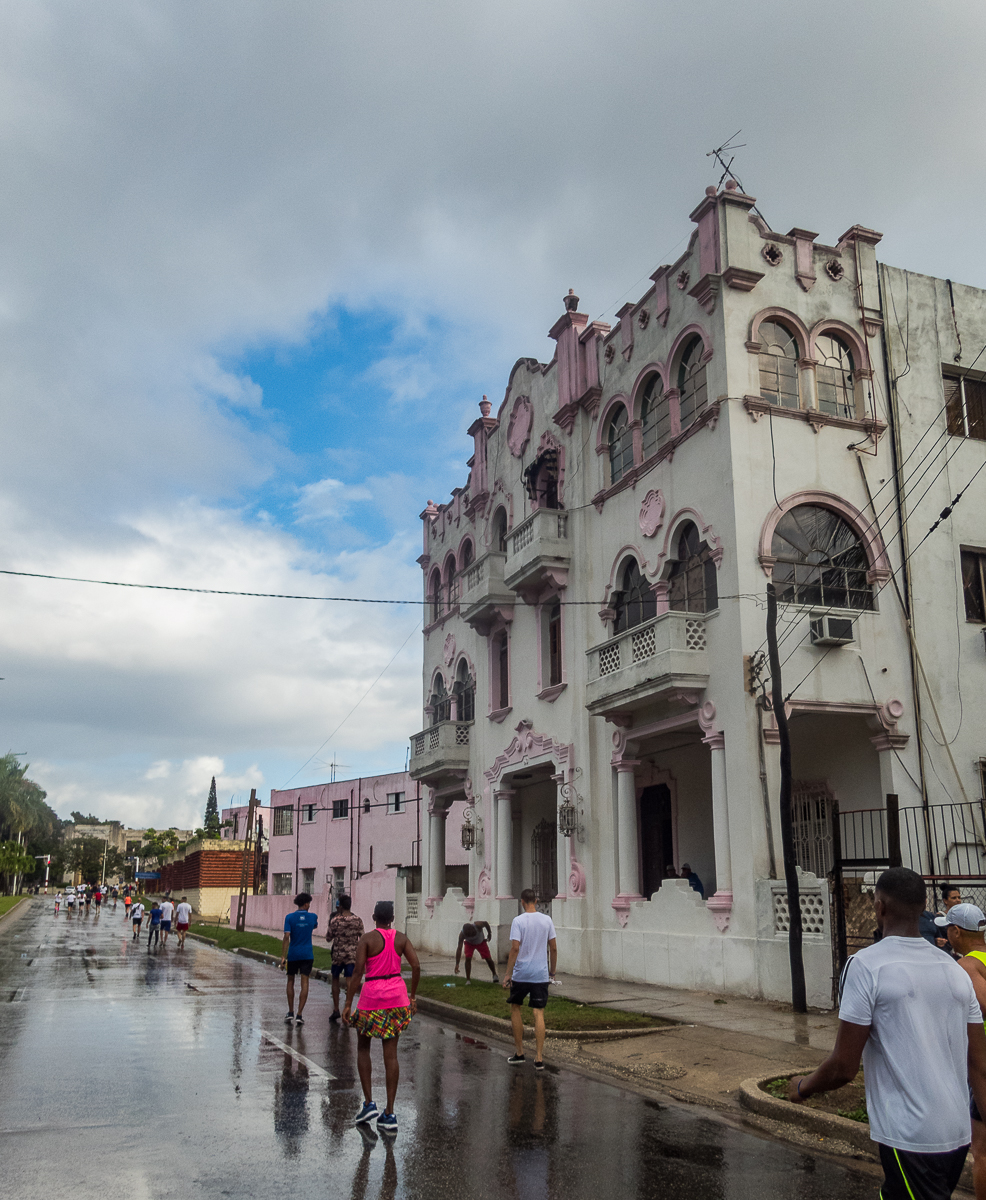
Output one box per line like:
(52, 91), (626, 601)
(294, 478), (373, 524)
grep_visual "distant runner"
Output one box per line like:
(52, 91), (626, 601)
(123, 893), (132, 921)
(280, 893), (318, 1026)
(175, 897), (192, 948)
(454, 920), (499, 984)
(326, 895), (363, 1022)
(343, 900), (419, 1134)
(54, 891), (62, 915)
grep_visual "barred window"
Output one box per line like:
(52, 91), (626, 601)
(758, 321), (800, 409)
(677, 337), (708, 430)
(815, 334), (856, 419)
(613, 558), (656, 633)
(272, 805), (294, 837)
(640, 374), (671, 458)
(771, 505), (873, 610)
(667, 522), (718, 613)
(607, 403), (634, 484)
(962, 549), (986, 623)
(271, 873), (293, 896)
(945, 374), (986, 442)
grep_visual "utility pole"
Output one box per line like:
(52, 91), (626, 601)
(766, 583), (807, 1013)
(234, 790), (259, 933)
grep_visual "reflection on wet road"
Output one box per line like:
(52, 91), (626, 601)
(0, 900), (875, 1198)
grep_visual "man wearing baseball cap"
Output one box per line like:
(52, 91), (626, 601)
(938, 903), (986, 1198)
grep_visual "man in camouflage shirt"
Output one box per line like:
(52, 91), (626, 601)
(327, 895), (365, 1021)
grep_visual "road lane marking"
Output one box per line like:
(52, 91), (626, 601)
(260, 1030), (335, 1078)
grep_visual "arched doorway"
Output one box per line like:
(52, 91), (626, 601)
(639, 784), (673, 900)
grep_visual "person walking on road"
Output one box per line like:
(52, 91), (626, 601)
(343, 900), (419, 1134)
(159, 897), (175, 945)
(937, 903), (986, 1199)
(326, 895), (363, 1022)
(111, 886), (118, 909)
(54, 891), (62, 915)
(280, 893), (318, 1025)
(502, 889), (557, 1071)
(175, 897), (192, 948)
(130, 899), (144, 941)
(83, 888), (91, 915)
(789, 868), (986, 1200)
(93, 888), (102, 915)
(123, 892), (132, 921)
(147, 902), (162, 948)
(454, 920), (499, 984)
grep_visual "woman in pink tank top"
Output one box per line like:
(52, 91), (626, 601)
(343, 900), (420, 1133)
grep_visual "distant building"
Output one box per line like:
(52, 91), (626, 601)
(153, 837), (256, 918)
(62, 821), (194, 885)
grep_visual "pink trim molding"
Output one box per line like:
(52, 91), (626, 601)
(484, 720), (573, 787)
(638, 489), (665, 538)
(706, 890), (733, 932)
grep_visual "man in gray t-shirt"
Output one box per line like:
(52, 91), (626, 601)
(502, 888), (557, 1070)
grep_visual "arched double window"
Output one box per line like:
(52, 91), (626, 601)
(815, 334), (856, 419)
(491, 507), (508, 553)
(771, 505), (873, 610)
(443, 555), (458, 611)
(758, 321), (801, 409)
(613, 558), (656, 633)
(429, 568), (443, 623)
(429, 674), (452, 724)
(666, 522), (718, 613)
(607, 403), (634, 485)
(677, 337), (708, 430)
(640, 374), (671, 459)
(453, 658), (475, 723)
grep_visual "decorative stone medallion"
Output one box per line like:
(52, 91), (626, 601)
(443, 633), (456, 667)
(676, 270), (690, 290)
(637, 308), (651, 330)
(825, 259), (845, 281)
(604, 343), (616, 363)
(762, 243), (783, 266)
(506, 395), (533, 457)
(638, 488), (665, 537)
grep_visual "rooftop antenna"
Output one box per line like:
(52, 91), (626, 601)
(314, 752), (352, 784)
(706, 131), (771, 230)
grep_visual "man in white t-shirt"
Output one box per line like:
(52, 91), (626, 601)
(159, 898), (175, 946)
(502, 888), (557, 1071)
(175, 897), (192, 949)
(790, 867), (986, 1199)
(130, 901), (145, 941)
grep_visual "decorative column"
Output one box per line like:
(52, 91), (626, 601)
(700, 702), (733, 931)
(552, 773), (570, 901)
(613, 761), (642, 925)
(429, 806), (447, 902)
(495, 788), (515, 899)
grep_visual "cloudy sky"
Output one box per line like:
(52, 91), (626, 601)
(2, 1), (984, 831)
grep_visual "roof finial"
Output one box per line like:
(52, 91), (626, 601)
(564, 288), (580, 313)
(479, 395), (492, 417)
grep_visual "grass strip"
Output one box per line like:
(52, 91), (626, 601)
(0, 896), (27, 919)
(189, 922), (333, 970)
(416, 976), (666, 1031)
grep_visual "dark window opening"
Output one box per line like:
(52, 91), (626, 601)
(443, 556), (458, 612)
(492, 507), (508, 553)
(815, 333), (856, 419)
(945, 373), (986, 442)
(547, 599), (563, 686)
(493, 630), (510, 710)
(640, 784), (673, 901)
(453, 658), (475, 722)
(758, 321), (800, 409)
(332, 796), (350, 820)
(667, 522), (718, 613)
(430, 674), (451, 725)
(641, 374), (671, 458)
(677, 337), (708, 429)
(524, 450), (561, 510)
(771, 505), (873, 610)
(460, 541), (474, 570)
(429, 569), (443, 622)
(613, 558), (656, 633)
(607, 404), (634, 484)
(962, 550), (986, 622)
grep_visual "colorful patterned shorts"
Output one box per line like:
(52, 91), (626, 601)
(351, 1006), (413, 1039)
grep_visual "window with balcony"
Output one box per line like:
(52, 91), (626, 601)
(492, 629), (510, 711)
(815, 333), (856, 419)
(607, 403), (634, 484)
(677, 336), (708, 430)
(453, 657), (475, 722)
(387, 791), (406, 814)
(771, 505), (873, 610)
(758, 321), (801, 410)
(640, 374), (671, 459)
(460, 540), (474, 571)
(667, 522), (718, 613)
(524, 449), (561, 509)
(962, 549), (986, 622)
(492, 506), (508, 553)
(430, 674), (452, 724)
(546, 598), (563, 686)
(332, 796), (350, 819)
(945, 374), (986, 442)
(273, 805), (294, 837)
(613, 558), (656, 633)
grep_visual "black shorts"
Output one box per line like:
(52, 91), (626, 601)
(331, 962), (355, 979)
(508, 981), (549, 1009)
(286, 958), (314, 977)
(877, 1143), (969, 1200)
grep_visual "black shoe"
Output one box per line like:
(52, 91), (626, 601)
(534, 1060), (545, 1071)
(294, 1013), (304, 1026)
(507, 1053), (526, 1065)
(285, 1012), (294, 1024)
(329, 1010), (341, 1022)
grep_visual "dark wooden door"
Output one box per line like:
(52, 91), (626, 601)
(639, 784), (673, 900)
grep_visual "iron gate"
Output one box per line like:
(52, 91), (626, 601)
(531, 819), (557, 911)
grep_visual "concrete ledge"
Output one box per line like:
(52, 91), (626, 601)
(739, 1072), (872, 1153)
(416, 994), (672, 1042)
(187, 932), (219, 947)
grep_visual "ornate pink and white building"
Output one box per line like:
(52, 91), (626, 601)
(403, 182), (986, 1006)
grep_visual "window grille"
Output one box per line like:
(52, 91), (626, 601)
(677, 337), (708, 429)
(815, 334), (856, 419)
(454, 724), (470, 746)
(667, 522), (718, 613)
(273, 805), (294, 837)
(944, 373), (986, 442)
(758, 321), (800, 409)
(531, 819), (558, 907)
(771, 505), (873, 610)
(772, 891), (826, 936)
(271, 872), (293, 896)
(641, 374), (671, 458)
(791, 781), (834, 878)
(684, 619), (707, 651)
(613, 558), (656, 632)
(631, 624), (656, 662)
(607, 404), (634, 484)
(598, 643), (621, 676)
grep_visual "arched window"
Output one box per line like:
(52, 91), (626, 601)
(815, 334), (856, 419)
(443, 555), (457, 611)
(492, 630), (510, 711)
(640, 374), (671, 459)
(607, 404), (634, 484)
(524, 449), (561, 509)
(429, 568), (443, 623)
(460, 540), (474, 571)
(491, 507), (508, 553)
(453, 658), (475, 723)
(546, 598), (562, 686)
(613, 558), (656, 633)
(430, 674), (451, 725)
(677, 337), (708, 430)
(758, 321), (800, 409)
(667, 522), (718, 613)
(771, 505), (873, 610)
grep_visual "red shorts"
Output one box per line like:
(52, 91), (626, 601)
(464, 940), (492, 961)
(176, 922), (189, 932)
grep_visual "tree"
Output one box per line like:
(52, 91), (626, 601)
(0, 753), (60, 891)
(64, 837), (124, 884)
(0, 840), (35, 892)
(204, 777), (221, 838)
(139, 828), (181, 867)
(70, 812), (108, 825)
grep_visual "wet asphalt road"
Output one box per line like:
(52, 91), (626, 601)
(0, 900), (877, 1199)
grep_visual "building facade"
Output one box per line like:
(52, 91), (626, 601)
(405, 182), (986, 1006)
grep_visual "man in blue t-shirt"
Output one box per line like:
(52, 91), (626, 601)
(280, 893), (318, 1026)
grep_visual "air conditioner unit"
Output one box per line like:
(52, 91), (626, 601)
(810, 615), (855, 646)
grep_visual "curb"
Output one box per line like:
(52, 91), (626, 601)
(0, 897), (30, 927)
(415, 994), (670, 1041)
(738, 1072), (872, 1153)
(187, 933), (219, 947)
